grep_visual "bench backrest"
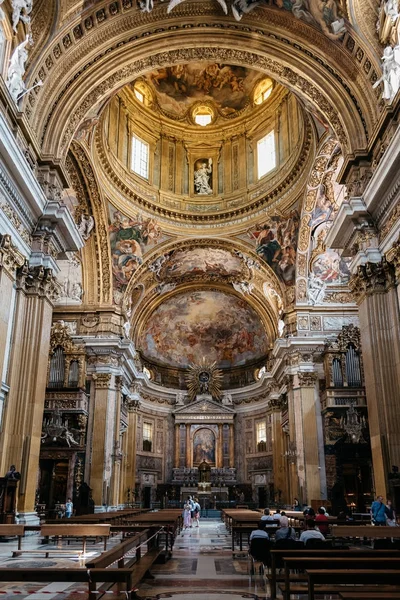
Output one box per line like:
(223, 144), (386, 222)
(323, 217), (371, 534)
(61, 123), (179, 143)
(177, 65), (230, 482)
(85, 529), (150, 569)
(332, 525), (400, 538)
(306, 568), (400, 584)
(41, 524), (111, 537)
(0, 525), (24, 535)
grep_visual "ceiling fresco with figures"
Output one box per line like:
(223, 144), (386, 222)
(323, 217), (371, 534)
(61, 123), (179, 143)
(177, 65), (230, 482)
(139, 290), (269, 369)
(161, 247), (244, 279)
(137, 63), (267, 119)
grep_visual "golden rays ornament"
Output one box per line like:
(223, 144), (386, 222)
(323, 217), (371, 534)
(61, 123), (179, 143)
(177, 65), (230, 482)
(185, 358), (223, 402)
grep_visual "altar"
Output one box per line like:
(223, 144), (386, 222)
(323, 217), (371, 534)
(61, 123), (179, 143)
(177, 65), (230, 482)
(173, 394), (235, 470)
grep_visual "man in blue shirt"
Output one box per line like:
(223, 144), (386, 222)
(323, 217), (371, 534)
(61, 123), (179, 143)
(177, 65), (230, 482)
(370, 495), (386, 525)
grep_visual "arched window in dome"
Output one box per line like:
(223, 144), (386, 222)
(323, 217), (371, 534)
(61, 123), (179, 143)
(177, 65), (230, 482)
(131, 134), (149, 179)
(254, 78), (274, 106)
(191, 104), (215, 127)
(257, 130), (276, 179)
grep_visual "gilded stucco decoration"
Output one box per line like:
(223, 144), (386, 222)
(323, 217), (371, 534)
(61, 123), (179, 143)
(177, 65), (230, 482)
(68, 142), (112, 305)
(296, 137), (354, 305)
(24, 5), (379, 161)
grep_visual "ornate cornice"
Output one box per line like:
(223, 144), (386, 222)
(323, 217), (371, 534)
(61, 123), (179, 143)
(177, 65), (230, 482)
(0, 234), (26, 275)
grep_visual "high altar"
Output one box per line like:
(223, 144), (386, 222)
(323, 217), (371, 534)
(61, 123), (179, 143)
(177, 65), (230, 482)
(172, 394), (236, 503)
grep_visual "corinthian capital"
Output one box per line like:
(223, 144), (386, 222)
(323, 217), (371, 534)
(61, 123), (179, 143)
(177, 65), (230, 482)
(92, 373), (112, 389)
(349, 259), (395, 303)
(297, 372), (318, 387)
(0, 234), (25, 275)
(16, 263), (60, 302)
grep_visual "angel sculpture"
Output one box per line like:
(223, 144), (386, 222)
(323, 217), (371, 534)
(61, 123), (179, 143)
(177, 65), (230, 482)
(7, 35), (30, 103)
(11, 0), (32, 32)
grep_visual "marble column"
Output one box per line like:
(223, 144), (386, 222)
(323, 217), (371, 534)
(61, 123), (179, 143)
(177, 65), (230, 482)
(1, 264), (59, 516)
(218, 424), (223, 468)
(284, 375), (299, 504)
(350, 260), (400, 495)
(229, 423), (234, 467)
(122, 398), (139, 506)
(174, 423), (180, 468)
(293, 372), (322, 504)
(186, 424), (190, 467)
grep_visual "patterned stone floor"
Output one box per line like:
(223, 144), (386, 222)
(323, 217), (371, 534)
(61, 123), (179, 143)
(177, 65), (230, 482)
(0, 520), (269, 600)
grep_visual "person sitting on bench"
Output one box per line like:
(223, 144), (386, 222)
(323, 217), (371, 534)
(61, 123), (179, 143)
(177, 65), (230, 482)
(250, 521), (269, 541)
(315, 507), (330, 535)
(299, 519), (325, 543)
(260, 508), (276, 522)
(275, 515), (296, 540)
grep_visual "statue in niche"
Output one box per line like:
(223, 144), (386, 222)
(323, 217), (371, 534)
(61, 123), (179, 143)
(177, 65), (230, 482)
(7, 35), (29, 103)
(194, 158), (213, 195)
(78, 213), (95, 240)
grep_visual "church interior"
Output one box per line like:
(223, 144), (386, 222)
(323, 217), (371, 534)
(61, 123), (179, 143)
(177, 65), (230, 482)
(0, 0), (400, 597)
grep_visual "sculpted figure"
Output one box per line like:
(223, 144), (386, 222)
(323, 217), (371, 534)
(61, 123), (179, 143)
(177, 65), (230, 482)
(12, 0), (32, 32)
(384, 0), (399, 22)
(0, 1), (5, 46)
(78, 213), (95, 240)
(7, 35), (29, 103)
(373, 45), (400, 100)
(308, 272), (326, 305)
(232, 0), (263, 21)
(194, 159), (212, 195)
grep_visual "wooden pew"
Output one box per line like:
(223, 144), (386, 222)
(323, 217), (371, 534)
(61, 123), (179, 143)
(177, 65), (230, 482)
(0, 525), (25, 553)
(85, 528), (161, 600)
(123, 513), (180, 551)
(283, 555), (400, 600)
(269, 548), (400, 599)
(307, 569), (400, 600)
(0, 528), (162, 600)
(12, 524), (111, 557)
(332, 525), (400, 542)
(339, 594), (400, 600)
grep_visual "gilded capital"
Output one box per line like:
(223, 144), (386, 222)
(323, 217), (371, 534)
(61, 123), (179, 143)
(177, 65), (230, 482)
(0, 234), (25, 275)
(92, 373), (112, 388)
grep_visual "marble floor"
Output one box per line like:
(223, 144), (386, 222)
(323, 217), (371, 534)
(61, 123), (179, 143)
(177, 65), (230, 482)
(0, 520), (269, 600)
(138, 519), (269, 600)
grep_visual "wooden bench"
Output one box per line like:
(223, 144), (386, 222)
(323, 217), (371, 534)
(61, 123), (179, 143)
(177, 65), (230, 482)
(0, 528), (162, 600)
(12, 524), (111, 557)
(339, 593), (400, 600)
(282, 555), (400, 600)
(86, 528), (161, 599)
(0, 525), (25, 553)
(269, 548), (400, 599)
(307, 569), (400, 600)
(332, 525), (400, 542)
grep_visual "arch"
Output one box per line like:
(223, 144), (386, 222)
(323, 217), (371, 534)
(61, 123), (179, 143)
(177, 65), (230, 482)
(24, 7), (379, 160)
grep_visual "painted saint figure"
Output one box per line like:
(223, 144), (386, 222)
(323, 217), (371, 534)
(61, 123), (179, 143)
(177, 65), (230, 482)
(194, 158), (213, 195)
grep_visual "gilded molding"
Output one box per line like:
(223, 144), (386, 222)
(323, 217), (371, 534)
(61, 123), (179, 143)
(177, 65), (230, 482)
(386, 235), (400, 280)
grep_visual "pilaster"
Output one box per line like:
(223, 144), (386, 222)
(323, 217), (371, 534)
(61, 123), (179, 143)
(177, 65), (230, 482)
(293, 371), (322, 504)
(123, 396), (140, 506)
(90, 372), (113, 506)
(0, 264), (59, 513)
(350, 259), (400, 495)
(269, 396), (286, 503)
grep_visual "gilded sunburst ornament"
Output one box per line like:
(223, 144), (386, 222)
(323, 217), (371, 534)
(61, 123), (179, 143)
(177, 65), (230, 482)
(185, 358), (223, 401)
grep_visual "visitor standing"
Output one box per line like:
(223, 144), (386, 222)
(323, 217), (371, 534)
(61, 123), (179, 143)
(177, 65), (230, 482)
(371, 495), (387, 525)
(183, 500), (191, 529)
(65, 497), (73, 518)
(385, 499), (397, 526)
(193, 497), (201, 527)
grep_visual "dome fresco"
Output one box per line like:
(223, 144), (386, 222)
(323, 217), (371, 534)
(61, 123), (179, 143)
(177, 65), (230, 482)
(136, 63), (268, 120)
(140, 290), (268, 369)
